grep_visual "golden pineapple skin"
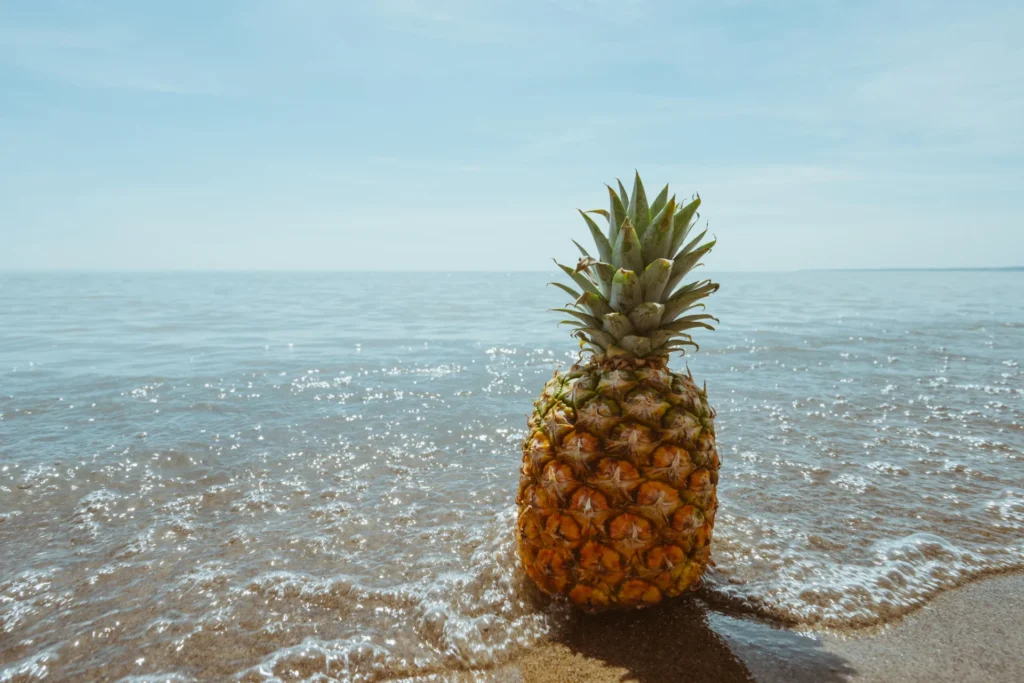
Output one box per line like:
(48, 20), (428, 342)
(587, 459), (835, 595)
(516, 356), (719, 612)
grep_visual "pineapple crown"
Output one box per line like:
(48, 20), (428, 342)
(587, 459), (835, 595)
(551, 171), (719, 360)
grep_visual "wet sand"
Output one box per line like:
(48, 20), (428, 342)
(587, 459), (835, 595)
(490, 573), (1024, 682)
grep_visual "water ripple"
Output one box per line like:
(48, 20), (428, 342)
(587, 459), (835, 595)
(0, 270), (1022, 680)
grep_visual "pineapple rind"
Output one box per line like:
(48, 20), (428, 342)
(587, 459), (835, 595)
(516, 357), (719, 612)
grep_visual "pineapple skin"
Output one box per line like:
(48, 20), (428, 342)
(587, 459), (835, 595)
(516, 355), (719, 612)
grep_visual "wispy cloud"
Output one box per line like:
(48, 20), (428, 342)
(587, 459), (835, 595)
(0, 10), (231, 94)
(367, 156), (484, 173)
(368, 0), (516, 43)
(1, 0), (1020, 270)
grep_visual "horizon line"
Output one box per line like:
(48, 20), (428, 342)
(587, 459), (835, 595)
(1, 266), (1022, 274)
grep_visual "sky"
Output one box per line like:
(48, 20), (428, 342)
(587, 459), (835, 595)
(0, 0), (1021, 271)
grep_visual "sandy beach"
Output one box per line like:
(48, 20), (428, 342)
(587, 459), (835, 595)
(492, 573), (1024, 683)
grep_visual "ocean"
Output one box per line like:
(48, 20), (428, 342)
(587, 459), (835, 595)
(1, 271), (1022, 681)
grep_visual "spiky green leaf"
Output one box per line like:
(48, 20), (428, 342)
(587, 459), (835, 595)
(627, 302), (665, 333)
(578, 210), (613, 263)
(673, 313), (719, 326)
(606, 186), (628, 247)
(579, 328), (616, 350)
(649, 329), (693, 349)
(592, 262), (615, 297)
(578, 291), (613, 318)
(641, 196), (676, 263)
(609, 268), (643, 312)
(618, 335), (653, 356)
(628, 171), (651, 237)
(662, 280), (718, 320)
(661, 314), (718, 333)
(617, 179), (630, 211)
(602, 312), (636, 339)
(612, 219), (644, 273)
(651, 338), (699, 356)
(555, 260), (600, 296)
(677, 227), (708, 259)
(551, 308), (602, 329)
(669, 197), (701, 256)
(666, 238), (715, 293)
(550, 178), (718, 357)
(641, 258), (673, 303)
(649, 184), (670, 222)
(549, 281), (581, 301)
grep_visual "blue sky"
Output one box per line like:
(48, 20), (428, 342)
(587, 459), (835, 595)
(1, 0), (1021, 271)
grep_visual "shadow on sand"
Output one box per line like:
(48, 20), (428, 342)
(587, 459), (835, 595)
(541, 594), (855, 683)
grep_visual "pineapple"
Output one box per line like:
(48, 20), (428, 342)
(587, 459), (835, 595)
(516, 172), (720, 612)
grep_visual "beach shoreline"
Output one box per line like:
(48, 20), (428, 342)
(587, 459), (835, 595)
(486, 572), (1024, 682)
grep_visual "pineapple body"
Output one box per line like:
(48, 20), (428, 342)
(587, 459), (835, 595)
(518, 172), (722, 612)
(516, 355), (719, 612)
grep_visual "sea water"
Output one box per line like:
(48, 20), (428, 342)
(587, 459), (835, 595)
(1, 271), (1021, 681)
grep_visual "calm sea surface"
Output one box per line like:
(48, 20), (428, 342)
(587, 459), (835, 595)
(1, 271), (1022, 681)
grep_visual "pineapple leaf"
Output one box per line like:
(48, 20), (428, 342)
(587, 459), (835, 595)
(579, 328), (616, 349)
(628, 171), (651, 238)
(552, 178), (718, 352)
(666, 238), (715, 293)
(660, 314), (717, 332)
(592, 261), (615, 297)
(602, 312), (636, 339)
(609, 268), (643, 312)
(662, 280), (718, 320)
(616, 179), (630, 211)
(673, 313), (719, 326)
(606, 186), (628, 247)
(655, 338), (699, 356)
(618, 334), (652, 356)
(627, 302), (665, 333)
(574, 256), (613, 295)
(676, 236), (715, 269)
(648, 329), (678, 349)
(555, 260), (600, 296)
(574, 255), (598, 273)
(578, 291), (613, 318)
(650, 330), (695, 349)
(641, 258), (673, 303)
(677, 227), (708, 259)
(641, 196), (676, 263)
(649, 184), (670, 221)
(548, 281), (582, 301)
(669, 197), (701, 256)
(578, 210), (613, 263)
(612, 219), (644, 273)
(551, 308), (602, 328)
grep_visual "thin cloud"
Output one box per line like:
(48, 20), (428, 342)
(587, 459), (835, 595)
(0, 12), (231, 95)
(0, 0), (1020, 270)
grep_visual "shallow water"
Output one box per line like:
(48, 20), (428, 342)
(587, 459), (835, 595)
(1, 271), (1022, 681)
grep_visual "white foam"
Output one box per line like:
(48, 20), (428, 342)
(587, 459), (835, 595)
(707, 515), (1024, 627)
(239, 510), (564, 681)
